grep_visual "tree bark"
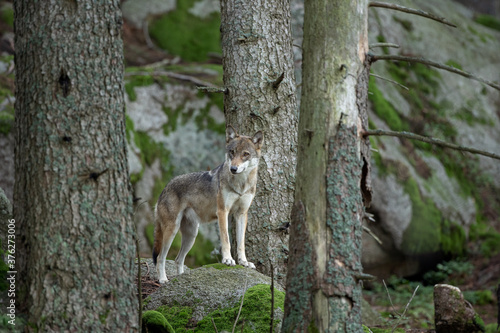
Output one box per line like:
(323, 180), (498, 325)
(282, 0), (371, 332)
(220, 0), (298, 285)
(14, 1), (138, 331)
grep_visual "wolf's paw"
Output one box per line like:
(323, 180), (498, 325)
(239, 260), (256, 269)
(159, 277), (168, 284)
(222, 257), (236, 266)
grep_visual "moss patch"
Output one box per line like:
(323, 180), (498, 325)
(142, 310), (175, 333)
(401, 177), (442, 255)
(156, 306), (193, 332)
(204, 263), (245, 270)
(195, 284), (285, 333)
(149, 0), (221, 62)
(474, 14), (500, 31)
(368, 77), (406, 132)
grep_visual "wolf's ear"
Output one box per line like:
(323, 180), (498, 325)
(252, 131), (264, 149)
(226, 125), (238, 142)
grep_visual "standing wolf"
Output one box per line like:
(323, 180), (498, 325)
(152, 125), (264, 283)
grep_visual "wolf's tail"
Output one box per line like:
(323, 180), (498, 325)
(152, 208), (162, 266)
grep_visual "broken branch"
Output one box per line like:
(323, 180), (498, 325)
(370, 54), (500, 91)
(363, 129), (500, 161)
(369, 2), (457, 27)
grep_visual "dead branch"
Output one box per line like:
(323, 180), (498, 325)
(369, 42), (400, 49)
(369, 2), (457, 27)
(363, 129), (500, 161)
(370, 73), (409, 90)
(370, 54), (500, 91)
(125, 70), (218, 88)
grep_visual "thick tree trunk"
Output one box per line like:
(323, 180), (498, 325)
(282, 0), (371, 332)
(14, 1), (138, 331)
(220, 0), (298, 285)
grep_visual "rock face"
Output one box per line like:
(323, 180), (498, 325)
(434, 284), (485, 333)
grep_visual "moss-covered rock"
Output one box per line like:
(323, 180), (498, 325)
(142, 310), (175, 333)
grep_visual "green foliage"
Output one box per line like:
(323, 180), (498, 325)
(149, 0), (221, 62)
(469, 223), (500, 257)
(195, 284), (285, 333)
(142, 310), (175, 333)
(423, 260), (473, 285)
(0, 5), (13, 28)
(474, 14), (500, 31)
(0, 110), (14, 135)
(365, 278), (434, 330)
(463, 290), (494, 305)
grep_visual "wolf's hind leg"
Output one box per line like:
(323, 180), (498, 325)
(176, 208), (200, 275)
(156, 209), (183, 283)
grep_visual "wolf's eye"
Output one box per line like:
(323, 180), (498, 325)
(243, 151), (250, 158)
(229, 150), (235, 156)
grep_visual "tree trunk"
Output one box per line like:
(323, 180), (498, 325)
(14, 1), (138, 331)
(220, 0), (298, 285)
(282, 0), (371, 332)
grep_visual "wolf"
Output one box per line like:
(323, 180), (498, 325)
(152, 125), (264, 283)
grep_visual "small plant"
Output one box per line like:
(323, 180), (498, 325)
(423, 260), (473, 285)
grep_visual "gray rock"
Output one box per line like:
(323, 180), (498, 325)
(122, 0), (176, 28)
(144, 260), (283, 323)
(434, 284), (485, 333)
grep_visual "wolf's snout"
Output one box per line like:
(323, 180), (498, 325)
(230, 166), (238, 174)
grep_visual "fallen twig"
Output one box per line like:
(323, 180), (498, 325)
(233, 279), (248, 333)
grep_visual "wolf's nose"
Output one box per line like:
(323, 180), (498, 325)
(230, 166), (238, 174)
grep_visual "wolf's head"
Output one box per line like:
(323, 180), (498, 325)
(225, 125), (264, 175)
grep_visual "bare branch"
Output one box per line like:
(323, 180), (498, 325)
(370, 73), (409, 90)
(125, 70), (219, 89)
(370, 54), (500, 91)
(197, 86), (228, 94)
(363, 129), (500, 161)
(369, 1), (457, 27)
(369, 43), (400, 49)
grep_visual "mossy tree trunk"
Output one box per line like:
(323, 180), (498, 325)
(282, 0), (372, 332)
(14, 1), (138, 331)
(220, 0), (298, 285)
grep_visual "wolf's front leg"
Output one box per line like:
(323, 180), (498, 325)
(217, 207), (236, 266)
(235, 211), (255, 269)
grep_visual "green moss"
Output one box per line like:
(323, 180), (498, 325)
(149, 0), (221, 62)
(445, 59), (463, 70)
(363, 328), (404, 333)
(401, 177), (442, 255)
(440, 220), (466, 256)
(156, 306), (193, 332)
(204, 263), (245, 270)
(368, 77), (406, 131)
(474, 14), (500, 31)
(125, 75), (156, 101)
(195, 284), (285, 333)
(142, 310), (175, 333)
